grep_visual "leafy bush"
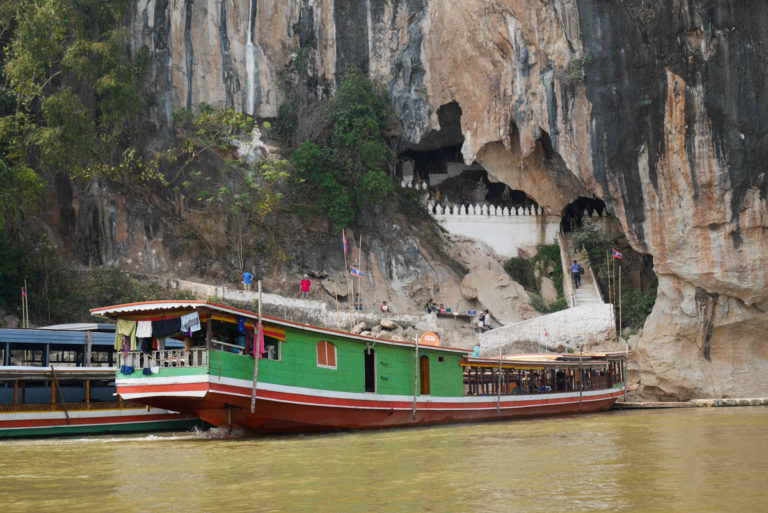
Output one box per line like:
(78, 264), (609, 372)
(532, 242), (563, 297)
(529, 295), (568, 314)
(619, 286), (657, 329)
(504, 257), (537, 292)
(290, 69), (394, 229)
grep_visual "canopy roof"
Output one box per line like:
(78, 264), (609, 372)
(91, 301), (471, 355)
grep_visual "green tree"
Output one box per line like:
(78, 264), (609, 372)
(2, 0), (146, 180)
(290, 70), (394, 228)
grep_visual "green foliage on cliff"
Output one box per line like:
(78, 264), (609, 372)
(0, 230), (193, 324)
(290, 70), (394, 229)
(2, 0), (145, 179)
(504, 243), (566, 313)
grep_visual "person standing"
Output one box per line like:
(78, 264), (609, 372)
(300, 274), (311, 298)
(354, 293), (362, 311)
(243, 270), (254, 291)
(380, 301), (390, 313)
(570, 260), (581, 289)
(482, 310), (491, 330)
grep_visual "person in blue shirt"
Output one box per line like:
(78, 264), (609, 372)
(243, 271), (254, 291)
(570, 260), (581, 289)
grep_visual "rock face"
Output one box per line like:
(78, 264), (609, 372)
(69, 0), (766, 399)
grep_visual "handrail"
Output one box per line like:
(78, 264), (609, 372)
(211, 339), (245, 354)
(557, 228), (576, 307)
(118, 348), (209, 370)
(587, 260), (606, 304)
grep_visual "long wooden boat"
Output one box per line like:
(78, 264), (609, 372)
(0, 327), (199, 438)
(91, 300), (635, 434)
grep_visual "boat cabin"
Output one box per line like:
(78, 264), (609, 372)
(91, 300), (471, 399)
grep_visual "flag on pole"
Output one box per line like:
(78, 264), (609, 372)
(350, 266), (365, 278)
(21, 287), (26, 298)
(544, 328), (549, 337)
(342, 229), (348, 254)
(611, 248), (623, 260)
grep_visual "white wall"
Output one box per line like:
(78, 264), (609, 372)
(431, 208), (561, 258)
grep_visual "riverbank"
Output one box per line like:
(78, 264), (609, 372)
(614, 398), (768, 409)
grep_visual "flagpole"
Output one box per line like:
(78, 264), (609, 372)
(250, 280), (262, 415)
(342, 229), (352, 323)
(23, 279), (29, 328)
(358, 235), (363, 314)
(618, 261), (623, 343)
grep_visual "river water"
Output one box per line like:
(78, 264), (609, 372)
(1, 408), (766, 513)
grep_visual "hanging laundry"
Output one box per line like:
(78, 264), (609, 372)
(114, 319), (137, 351)
(180, 312), (201, 333)
(139, 337), (153, 354)
(136, 320), (152, 338)
(152, 317), (182, 337)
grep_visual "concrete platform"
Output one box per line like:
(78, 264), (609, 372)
(613, 398), (768, 409)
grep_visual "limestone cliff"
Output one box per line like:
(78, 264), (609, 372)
(94, 0), (768, 399)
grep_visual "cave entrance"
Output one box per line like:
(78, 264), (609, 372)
(561, 197), (607, 233)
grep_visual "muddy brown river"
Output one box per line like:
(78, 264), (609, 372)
(1, 407), (766, 512)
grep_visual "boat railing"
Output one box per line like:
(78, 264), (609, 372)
(119, 348), (209, 369)
(0, 400), (147, 413)
(211, 339), (245, 354)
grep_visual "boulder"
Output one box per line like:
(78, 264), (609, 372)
(351, 322), (367, 335)
(380, 319), (399, 330)
(539, 277), (558, 303)
(321, 278), (348, 299)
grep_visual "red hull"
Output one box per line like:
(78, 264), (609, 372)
(120, 381), (629, 435)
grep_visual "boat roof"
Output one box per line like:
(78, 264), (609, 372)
(90, 300), (472, 355)
(0, 366), (117, 382)
(464, 351), (626, 369)
(37, 323), (116, 332)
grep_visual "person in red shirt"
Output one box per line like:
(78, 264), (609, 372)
(300, 274), (311, 298)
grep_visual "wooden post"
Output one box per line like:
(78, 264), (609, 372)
(13, 380), (18, 407)
(85, 331), (92, 367)
(412, 336), (419, 420)
(206, 313), (213, 350)
(86, 379), (90, 409)
(496, 348), (502, 414)
(579, 348), (584, 405)
(50, 365), (70, 424)
(618, 261), (623, 343)
(250, 280), (262, 415)
(334, 282), (340, 329)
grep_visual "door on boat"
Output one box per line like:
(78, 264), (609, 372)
(419, 355), (430, 394)
(364, 348), (376, 392)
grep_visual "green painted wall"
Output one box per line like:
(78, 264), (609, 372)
(254, 326), (465, 397)
(117, 366), (208, 380)
(116, 325), (466, 398)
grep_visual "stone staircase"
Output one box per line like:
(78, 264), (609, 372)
(561, 233), (604, 307)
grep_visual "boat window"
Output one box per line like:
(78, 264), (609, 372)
(263, 335), (281, 361)
(316, 341), (337, 369)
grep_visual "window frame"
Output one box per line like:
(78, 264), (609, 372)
(316, 340), (337, 370)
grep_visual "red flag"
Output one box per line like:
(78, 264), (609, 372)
(342, 229), (348, 254)
(611, 248), (623, 260)
(21, 287), (26, 298)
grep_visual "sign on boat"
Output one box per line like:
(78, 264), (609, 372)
(90, 300), (634, 434)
